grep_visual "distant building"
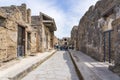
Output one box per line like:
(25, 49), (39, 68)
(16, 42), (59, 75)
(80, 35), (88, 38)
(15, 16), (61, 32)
(58, 37), (70, 50)
(62, 37), (70, 47)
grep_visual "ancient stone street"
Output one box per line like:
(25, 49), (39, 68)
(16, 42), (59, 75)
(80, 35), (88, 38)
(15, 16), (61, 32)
(22, 51), (79, 80)
(0, 0), (120, 80)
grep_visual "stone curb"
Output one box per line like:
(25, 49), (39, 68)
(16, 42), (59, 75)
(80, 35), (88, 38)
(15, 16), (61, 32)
(68, 50), (120, 80)
(6, 50), (56, 80)
(68, 50), (102, 80)
(68, 50), (84, 80)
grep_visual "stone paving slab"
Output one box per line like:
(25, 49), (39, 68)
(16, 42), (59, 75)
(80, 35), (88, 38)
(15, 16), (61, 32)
(0, 50), (56, 80)
(22, 51), (79, 80)
(69, 50), (120, 80)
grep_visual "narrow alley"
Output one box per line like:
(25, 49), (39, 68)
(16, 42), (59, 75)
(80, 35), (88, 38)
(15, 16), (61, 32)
(22, 51), (79, 80)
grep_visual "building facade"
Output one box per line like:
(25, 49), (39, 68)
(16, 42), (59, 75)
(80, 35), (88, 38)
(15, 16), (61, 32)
(0, 4), (57, 63)
(40, 12), (57, 52)
(71, 0), (120, 75)
(58, 37), (70, 49)
(31, 13), (57, 52)
(31, 16), (42, 53)
(0, 4), (32, 62)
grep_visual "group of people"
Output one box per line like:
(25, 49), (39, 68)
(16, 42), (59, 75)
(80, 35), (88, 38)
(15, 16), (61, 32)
(54, 45), (68, 51)
(54, 44), (74, 51)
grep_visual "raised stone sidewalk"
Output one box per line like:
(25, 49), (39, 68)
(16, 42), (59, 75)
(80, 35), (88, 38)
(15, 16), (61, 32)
(0, 50), (56, 80)
(69, 50), (120, 80)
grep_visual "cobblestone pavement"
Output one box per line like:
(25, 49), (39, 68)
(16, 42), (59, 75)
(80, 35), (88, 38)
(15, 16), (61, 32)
(22, 51), (79, 80)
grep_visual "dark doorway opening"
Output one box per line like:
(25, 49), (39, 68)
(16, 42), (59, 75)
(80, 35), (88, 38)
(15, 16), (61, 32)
(17, 26), (25, 57)
(46, 33), (48, 49)
(103, 30), (113, 63)
(27, 32), (31, 50)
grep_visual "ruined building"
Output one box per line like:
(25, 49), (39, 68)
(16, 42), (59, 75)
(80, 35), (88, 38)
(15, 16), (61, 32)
(0, 4), (32, 62)
(40, 13), (57, 51)
(31, 12), (57, 52)
(71, 0), (120, 75)
(0, 4), (57, 62)
(58, 37), (70, 49)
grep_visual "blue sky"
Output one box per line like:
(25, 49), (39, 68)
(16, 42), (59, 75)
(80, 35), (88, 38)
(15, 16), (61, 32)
(0, 0), (98, 39)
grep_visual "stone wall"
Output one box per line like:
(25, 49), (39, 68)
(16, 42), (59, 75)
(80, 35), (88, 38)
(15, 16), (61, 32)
(31, 15), (55, 52)
(77, 5), (103, 61)
(109, 18), (120, 76)
(42, 24), (53, 51)
(40, 13), (56, 52)
(53, 36), (58, 46)
(71, 26), (78, 50)
(0, 27), (7, 61)
(31, 29), (37, 53)
(0, 4), (32, 62)
(74, 0), (120, 76)
(76, 0), (120, 61)
(0, 6), (21, 61)
(0, 4), (56, 63)
(17, 4), (27, 23)
(31, 16), (42, 52)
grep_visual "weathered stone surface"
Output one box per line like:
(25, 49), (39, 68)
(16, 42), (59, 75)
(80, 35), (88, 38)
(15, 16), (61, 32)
(31, 30), (38, 53)
(40, 12), (56, 52)
(71, 0), (120, 76)
(0, 3), (57, 66)
(31, 13), (57, 52)
(0, 8), (6, 18)
(31, 16), (42, 52)
(53, 36), (59, 46)
(0, 27), (7, 61)
(0, 4), (32, 62)
(108, 18), (120, 76)
(71, 26), (78, 50)
(76, 0), (119, 61)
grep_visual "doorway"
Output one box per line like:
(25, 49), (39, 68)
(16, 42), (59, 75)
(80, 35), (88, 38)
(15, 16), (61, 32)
(27, 32), (31, 50)
(103, 30), (113, 63)
(17, 26), (25, 57)
(46, 33), (48, 49)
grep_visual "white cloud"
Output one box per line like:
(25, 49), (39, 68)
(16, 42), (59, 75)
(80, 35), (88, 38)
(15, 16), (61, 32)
(26, 0), (67, 38)
(0, 0), (98, 38)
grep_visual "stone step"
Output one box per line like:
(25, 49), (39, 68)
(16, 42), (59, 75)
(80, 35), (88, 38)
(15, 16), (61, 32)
(0, 50), (56, 80)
